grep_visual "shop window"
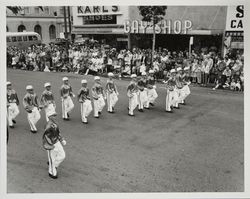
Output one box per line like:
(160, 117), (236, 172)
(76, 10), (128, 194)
(17, 36), (22, 41)
(28, 36), (33, 41)
(7, 37), (11, 42)
(23, 36), (28, 41)
(49, 25), (56, 39)
(12, 37), (17, 42)
(18, 25), (26, 32)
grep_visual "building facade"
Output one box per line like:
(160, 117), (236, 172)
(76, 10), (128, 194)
(6, 6), (71, 44)
(72, 5), (244, 54)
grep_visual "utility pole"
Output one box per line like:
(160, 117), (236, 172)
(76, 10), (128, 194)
(63, 6), (69, 55)
(67, 6), (72, 41)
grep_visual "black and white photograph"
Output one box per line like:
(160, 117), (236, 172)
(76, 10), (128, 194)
(1, 0), (249, 198)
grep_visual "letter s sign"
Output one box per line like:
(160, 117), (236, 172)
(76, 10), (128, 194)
(236, 5), (244, 18)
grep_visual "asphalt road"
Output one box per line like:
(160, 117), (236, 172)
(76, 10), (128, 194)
(7, 69), (244, 193)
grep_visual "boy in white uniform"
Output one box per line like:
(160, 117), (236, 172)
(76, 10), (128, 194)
(146, 70), (158, 107)
(165, 69), (176, 113)
(60, 77), (75, 120)
(23, 85), (41, 133)
(77, 79), (93, 124)
(40, 82), (56, 122)
(7, 81), (20, 128)
(105, 72), (119, 113)
(180, 66), (191, 105)
(92, 76), (106, 118)
(137, 72), (149, 111)
(127, 74), (138, 116)
(43, 111), (66, 179)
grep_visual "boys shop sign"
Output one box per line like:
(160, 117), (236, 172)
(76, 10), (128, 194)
(124, 20), (192, 34)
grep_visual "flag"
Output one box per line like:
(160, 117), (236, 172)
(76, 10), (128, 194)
(189, 36), (194, 45)
(224, 36), (231, 48)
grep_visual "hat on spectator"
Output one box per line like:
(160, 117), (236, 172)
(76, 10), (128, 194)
(62, 77), (68, 81)
(44, 82), (51, 88)
(176, 67), (182, 72)
(170, 69), (176, 73)
(6, 81), (11, 86)
(141, 72), (147, 76)
(131, 74), (137, 78)
(94, 76), (100, 80)
(26, 85), (33, 90)
(81, 79), (87, 84)
(184, 66), (190, 71)
(108, 72), (114, 77)
(149, 70), (154, 74)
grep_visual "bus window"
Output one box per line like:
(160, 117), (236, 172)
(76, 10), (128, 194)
(32, 36), (38, 41)
(17, 36), (22, 41)
(23, 36), (27, 41)
(7, 37), (11, 42)
(12, 37), (17, 42)
(28, 36), (33, 41)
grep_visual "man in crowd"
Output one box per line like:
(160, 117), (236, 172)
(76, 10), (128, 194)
(60, 77), (75, 121)
(77, 79), (93, 124)
(7, 81), (20, 128)
(105, 72), (119, 114)
(23, 85), (41, 133)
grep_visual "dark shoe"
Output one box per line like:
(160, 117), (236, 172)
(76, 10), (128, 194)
(30, 130), (37, 133)
(173, 106), (180, 109)
(180, 103), (186, 105)
(63, 118), (70, 121)
(150, 103), (154, 106)
(49, 173), (58, 179)
(12, 119), (16, 124)
(128, 114), (135, 117)
(166, 110), (173, 113)
(138, 109), (144, 112)
(144, 107), (149, 109)
(98, 111), (102, 115)
(94, 116), (99, 119)
(9, 125), (14, 129)
(82, 121), (88, 124)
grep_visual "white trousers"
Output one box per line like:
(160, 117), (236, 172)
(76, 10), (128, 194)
(166, 90), (175, 111)
(181, 85), (191, 102)
(62, 96), (74, 119)
(129, 93), (138, 115)
(80, 100), (93, 122)
(45, 104), (56, 122)
(147, 88), (158, 105)
(93, 94), (105, 117)
(47, 141), (65, 177)
(173, 89), (180, 108)
(107, 92), (118, 112)
(8, 103), (19, 126)
(27, 107), (41, 131)
(138, 89), (148, 109)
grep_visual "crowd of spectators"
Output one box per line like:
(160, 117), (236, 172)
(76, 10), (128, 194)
(7, 42), (244, 92)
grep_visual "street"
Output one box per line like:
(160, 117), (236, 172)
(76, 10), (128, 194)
(7, 69), (244, 193)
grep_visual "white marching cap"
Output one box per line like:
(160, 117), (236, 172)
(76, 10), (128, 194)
(81, 79), (87, 84)
(141, 72), (147, 76)
(44, 82), (51, 88)
(149, 70), (154, 74)
(108, 72), (114, 77)
(6, 81), (11, 85)
(184, 66), (190, 71)
(176, 67), (182, 72)
(94, 76), (100, 80)
(170, 69), (176, 73)
(26, 85), (33, 90)
(62, 77), (68, 81)
(131, 74), (137, 78)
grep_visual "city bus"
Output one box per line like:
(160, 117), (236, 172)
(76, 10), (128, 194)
(6, 32), (42, 49)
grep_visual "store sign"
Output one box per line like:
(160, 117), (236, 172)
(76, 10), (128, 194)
(226, 5), (244, 31)
(82, 15), (117, 24)
(77, 6), (119, 16)
(124, 20), (192, 34)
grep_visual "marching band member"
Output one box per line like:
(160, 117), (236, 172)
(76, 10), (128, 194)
(43, 111), (66, 179)
(137, 72), (149, 111)
(127, 74), (138, 116)
(92, 76), (106, 118)
(77, 79), (93, 124)
(174, 67), (183, 109)
(165, 69), (176, 113)
(7, 81), (20, 128)
(40, 82), (56, 122)
(147, 70), (158, 107)
(23, 85), (41, 133)
(105, 72), (119, 113)
(60, 77), (75, 121)
(180, 66), (191, 105)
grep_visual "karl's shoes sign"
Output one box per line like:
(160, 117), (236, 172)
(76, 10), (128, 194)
(124, 19), (192, 34)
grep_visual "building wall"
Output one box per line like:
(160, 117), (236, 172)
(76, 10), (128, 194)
(6, 6), (71, 44)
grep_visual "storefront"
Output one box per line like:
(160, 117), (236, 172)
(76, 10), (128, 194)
(72, 6), (228, 52)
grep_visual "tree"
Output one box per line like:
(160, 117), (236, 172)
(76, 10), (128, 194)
(138, 6), (167, 65)
(7, 6), (43, 15)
